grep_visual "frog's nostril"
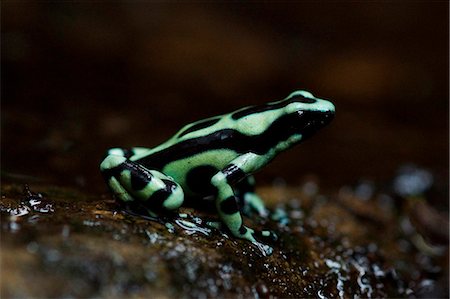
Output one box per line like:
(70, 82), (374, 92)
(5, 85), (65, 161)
(325, 111), (334, 121)
(322, 101), (335, 115)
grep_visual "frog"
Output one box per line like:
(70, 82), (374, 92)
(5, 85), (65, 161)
(100, 90), (335, 249)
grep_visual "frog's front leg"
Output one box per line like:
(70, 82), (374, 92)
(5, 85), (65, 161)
(100, 154), (184, 214)
(235, 176), (268, 217)
(211, 153), (275, 243)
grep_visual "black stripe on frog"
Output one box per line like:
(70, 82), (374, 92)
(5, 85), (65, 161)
(231, 95), (317, 120)
(137, 110), (331, 171)
(178, 117), (221, 138)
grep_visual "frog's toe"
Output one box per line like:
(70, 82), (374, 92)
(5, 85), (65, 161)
(255, 230), (278, 242)
(205, 220), (223, 229)
(243, 193), (269, 218)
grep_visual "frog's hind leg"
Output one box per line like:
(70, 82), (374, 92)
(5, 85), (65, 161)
(106, 147), (151, 159)
(100, 155), (184, 213)
(235, 176), (268, 218)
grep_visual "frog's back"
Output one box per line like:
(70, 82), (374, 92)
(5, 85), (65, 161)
(135, 121), (239, 169)
(131, 101), (290, 172)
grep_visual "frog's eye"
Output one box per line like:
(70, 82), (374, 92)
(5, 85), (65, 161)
(285, 102), (304, 114)
(287, 90), (317, 103)
(290, 95), (316, 104)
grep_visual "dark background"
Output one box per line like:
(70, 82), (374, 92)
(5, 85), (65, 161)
(2, 3), (448, 198)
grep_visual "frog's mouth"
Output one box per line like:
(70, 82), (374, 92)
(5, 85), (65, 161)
(267, 109), (335, 146)
(294, 110), (335, 140)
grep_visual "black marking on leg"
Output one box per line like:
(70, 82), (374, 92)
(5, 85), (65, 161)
(101, 163), (125, 181)
(235, 193), (246, 209)
(131, 172), (151, 191)
(239, 225), (247, 235)
(186, 165), (218, 196)
(235, 177), (255, 195)
(144, 189), (171, 211)
(222, 164), (246, 185)
(142, 180), (180, 211)
(162, 179), (177, 192)
(122, 149), (134, 159)
(220, 196), (239, 215)
(234, 177), (256, 211)
(102, 159), (147, 181)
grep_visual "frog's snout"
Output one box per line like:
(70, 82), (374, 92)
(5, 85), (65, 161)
(294, 104), (335, 140)
(318, 99), (335, 114)
(315, 99), (335, 126)
(305, 110), (334, 131)
(320, 110), (335, 126)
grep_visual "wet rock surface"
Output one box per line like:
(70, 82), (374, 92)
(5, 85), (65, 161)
(2, 169), (448, 298)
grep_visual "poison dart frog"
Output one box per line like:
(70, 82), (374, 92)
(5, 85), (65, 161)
(100, 91), (335, 251)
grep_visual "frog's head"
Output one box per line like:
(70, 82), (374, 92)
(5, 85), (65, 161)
(282, 90), (335, 140)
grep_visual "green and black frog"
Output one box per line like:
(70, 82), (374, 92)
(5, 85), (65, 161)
(101, 90), (335, 252)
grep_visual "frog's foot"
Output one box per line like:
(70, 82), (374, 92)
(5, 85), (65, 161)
(100, 155), (184, 212)
(213, 190), (276, 255)
(242, 192), (269, 218)
(205, 220), (274, 256)
(206, 220), (276, 241)
(205, 220), (223, 229)
(235, 226), (277, 244)
(238, 227), (276, 256)
(211, 164), (276, 255)
(234, 176), (268, 218)
(252, 241), (274, 256)
(254, 229), (278, 242)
